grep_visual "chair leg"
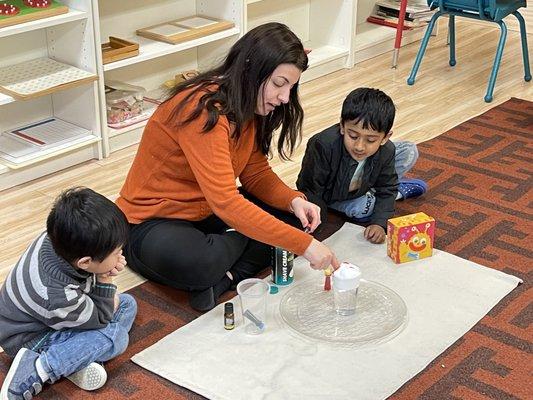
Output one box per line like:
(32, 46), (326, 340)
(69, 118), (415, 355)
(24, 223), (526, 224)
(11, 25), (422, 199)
(485, 20), (507, 103)
(513, 11), (531, 82)
(407, 12), (442, 85)
(449, 15), (456, 66)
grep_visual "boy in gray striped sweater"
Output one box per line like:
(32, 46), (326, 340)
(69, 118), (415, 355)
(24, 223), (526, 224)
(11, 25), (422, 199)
(0, 187), (137, 400)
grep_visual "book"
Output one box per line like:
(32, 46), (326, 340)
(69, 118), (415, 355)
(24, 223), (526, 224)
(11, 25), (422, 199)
(377, 5), (434, 20)
(375, 0), (434, 16)
(367, 16), (413, 30)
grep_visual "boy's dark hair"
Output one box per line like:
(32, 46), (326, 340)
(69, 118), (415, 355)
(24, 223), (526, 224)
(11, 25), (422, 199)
(46, 187), (129, 263)
(341, 88), (396, 134)
(166, 22), (308, 160)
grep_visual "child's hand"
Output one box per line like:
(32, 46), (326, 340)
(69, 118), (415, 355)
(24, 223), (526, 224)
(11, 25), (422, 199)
(100, 251), (126, 278)
(364, 225), (386, 244)
(112, 252), (126, 275)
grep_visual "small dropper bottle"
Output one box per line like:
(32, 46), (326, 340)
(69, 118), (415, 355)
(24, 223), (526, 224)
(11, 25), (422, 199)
(224, 302), (235, 330)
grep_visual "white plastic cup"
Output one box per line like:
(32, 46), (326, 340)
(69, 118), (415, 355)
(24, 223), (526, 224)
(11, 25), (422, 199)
(333, 263), (362, 316)
(236, 278), (269, 334)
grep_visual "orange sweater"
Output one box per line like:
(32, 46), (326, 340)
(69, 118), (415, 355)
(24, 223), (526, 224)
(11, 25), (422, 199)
(116, 89), (313, 255)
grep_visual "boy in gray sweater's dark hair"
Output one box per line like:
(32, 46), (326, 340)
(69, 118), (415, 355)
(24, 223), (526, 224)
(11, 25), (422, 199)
(0, 187), (137, 400)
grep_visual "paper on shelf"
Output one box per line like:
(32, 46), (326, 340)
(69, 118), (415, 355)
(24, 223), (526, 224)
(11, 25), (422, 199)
(0, 117), (94, 165)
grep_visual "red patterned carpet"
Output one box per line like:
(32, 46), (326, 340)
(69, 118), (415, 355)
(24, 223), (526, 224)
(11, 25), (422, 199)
(1, 98), (531, 399)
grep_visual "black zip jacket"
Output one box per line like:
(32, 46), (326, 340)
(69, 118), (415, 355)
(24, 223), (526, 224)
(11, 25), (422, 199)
(296, 124), (398, 229)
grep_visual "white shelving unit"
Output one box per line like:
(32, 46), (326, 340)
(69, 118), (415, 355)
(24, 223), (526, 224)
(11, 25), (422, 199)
(0, 0), (102, 191)
(245, 0), (355, 83)
(94, 0), (242, 155)
(0, 0), (431, 189)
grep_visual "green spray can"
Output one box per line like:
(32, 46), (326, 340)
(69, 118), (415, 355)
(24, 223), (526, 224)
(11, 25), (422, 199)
(271, 247), (294, 285)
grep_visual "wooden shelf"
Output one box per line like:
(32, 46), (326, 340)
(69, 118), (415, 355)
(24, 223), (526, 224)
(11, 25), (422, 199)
(103, 27), (240, 71)
(0, 8), (87, 39)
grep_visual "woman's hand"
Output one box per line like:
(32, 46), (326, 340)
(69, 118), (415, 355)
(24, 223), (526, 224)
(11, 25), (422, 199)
(303, 238), (340, 270)
(364, 225), (386, 244)
(291, 197), (322, 233)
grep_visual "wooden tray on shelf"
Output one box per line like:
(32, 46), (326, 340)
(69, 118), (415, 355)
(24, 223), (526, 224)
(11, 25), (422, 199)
(0, 0), (69, 29)
(136, 15), (234, 45)
(102, 37), (139, 64)
(0, 57), (97, 100)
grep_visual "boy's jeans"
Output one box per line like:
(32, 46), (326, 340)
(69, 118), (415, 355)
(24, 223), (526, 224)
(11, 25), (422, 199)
(33, 294), (137, 383)
(330, 141), (418, 220)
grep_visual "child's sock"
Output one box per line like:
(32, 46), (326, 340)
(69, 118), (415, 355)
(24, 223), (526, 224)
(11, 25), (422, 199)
(35, 357), (50, 383)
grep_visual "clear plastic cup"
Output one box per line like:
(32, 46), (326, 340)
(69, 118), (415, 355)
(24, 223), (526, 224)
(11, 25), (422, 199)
(333, 263), (362, 316)
(236, 278), (269, 334)
(333, 286), (359, 316)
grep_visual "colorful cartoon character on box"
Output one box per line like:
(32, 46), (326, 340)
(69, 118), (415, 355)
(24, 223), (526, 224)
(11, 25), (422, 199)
(387, 212), (435, 264)
(399, 222), (433, 261)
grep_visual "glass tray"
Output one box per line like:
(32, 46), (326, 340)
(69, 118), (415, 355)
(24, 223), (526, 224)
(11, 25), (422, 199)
(279, 278), (408, 347)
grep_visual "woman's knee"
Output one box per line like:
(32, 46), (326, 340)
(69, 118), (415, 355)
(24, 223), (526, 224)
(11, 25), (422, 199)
(190, 252), (230, 287)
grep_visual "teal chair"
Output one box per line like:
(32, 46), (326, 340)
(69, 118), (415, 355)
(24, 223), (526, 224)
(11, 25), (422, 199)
(407, 0), (531, 102)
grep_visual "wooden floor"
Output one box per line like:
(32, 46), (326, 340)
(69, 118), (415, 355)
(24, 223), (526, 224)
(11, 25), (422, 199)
(1, 21), (532, 292)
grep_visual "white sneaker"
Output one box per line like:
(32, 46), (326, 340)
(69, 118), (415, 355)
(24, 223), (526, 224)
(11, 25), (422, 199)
(66, 362), (107, 391)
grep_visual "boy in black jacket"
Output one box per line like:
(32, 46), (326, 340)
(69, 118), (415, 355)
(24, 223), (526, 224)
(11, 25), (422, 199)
(297, 88), (427, 244)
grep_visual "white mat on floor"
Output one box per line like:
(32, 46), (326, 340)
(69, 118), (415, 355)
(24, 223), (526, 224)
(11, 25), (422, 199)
(132, 223), (521, 400)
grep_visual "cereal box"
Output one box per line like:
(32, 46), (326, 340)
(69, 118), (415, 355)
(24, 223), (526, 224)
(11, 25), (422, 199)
(387, 212), (435, 264)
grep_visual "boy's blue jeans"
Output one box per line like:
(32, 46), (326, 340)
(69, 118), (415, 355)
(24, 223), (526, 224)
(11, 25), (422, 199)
(33, 294), (137, 383)
(330, 141), (418, 220)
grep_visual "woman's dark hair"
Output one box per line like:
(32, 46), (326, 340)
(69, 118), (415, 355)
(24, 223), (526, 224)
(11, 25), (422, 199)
(341, 88), (396, 134)
(47, 187), (129, 263)
(166, 22), (308, 160)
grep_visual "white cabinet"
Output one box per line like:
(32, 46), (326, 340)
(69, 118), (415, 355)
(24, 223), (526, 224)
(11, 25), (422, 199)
(93, 0), (242, 155)
(0, 0), (101, 191)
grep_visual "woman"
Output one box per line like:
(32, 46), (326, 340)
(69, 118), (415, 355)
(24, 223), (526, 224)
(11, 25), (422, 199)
(117, 23), (339, 311)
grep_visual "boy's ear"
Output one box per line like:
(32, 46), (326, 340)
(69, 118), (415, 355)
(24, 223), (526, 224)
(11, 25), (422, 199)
(339, 120), (345, 135)
(76, 256), (92, 270)
(381, 130), (393, 145)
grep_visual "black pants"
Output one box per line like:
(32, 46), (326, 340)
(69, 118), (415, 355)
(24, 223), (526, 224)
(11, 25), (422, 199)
(124, 191), (302, 292)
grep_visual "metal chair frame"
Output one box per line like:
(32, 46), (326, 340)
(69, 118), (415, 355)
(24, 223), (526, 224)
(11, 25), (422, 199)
(407, 0), (531, 102)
